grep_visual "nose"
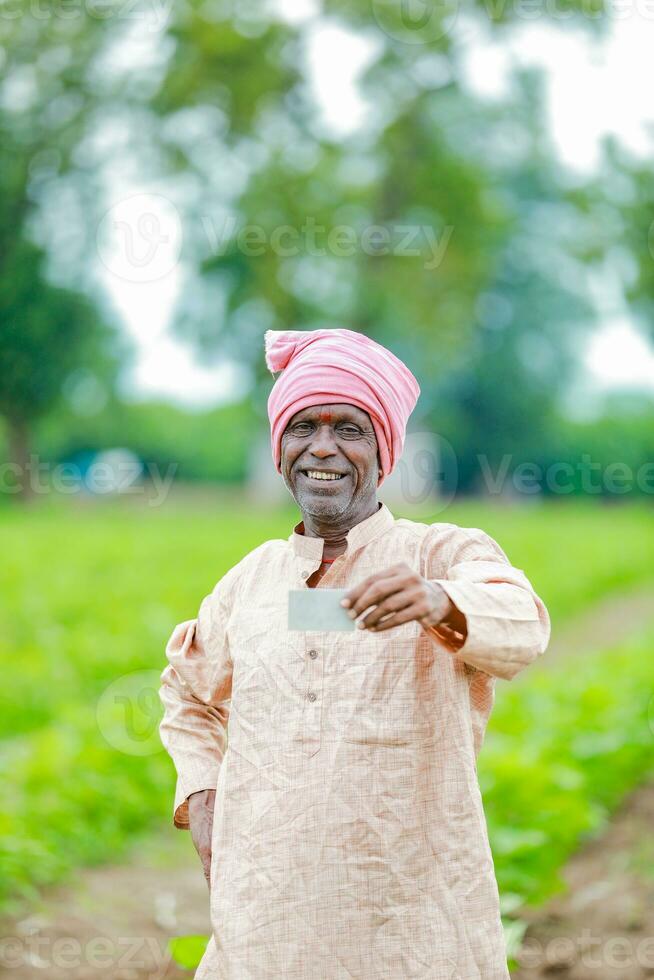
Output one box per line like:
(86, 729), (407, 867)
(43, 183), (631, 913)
(309, 424), (338, 459)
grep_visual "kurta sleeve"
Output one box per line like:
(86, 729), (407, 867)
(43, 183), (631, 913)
(421, 524), (551, 682)
(159, 565), (240, 829)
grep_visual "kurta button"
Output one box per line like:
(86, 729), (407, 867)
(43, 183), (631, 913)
(308, 649), (318, 659)
(301, 569), (310, 579)
(307, 691), (317, 702)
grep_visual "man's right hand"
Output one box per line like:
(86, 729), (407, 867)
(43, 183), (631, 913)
(188, 788), (216, 889)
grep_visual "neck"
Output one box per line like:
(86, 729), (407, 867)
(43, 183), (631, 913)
(299, 499), (380, 559)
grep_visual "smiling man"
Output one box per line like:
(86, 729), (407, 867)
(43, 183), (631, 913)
(159, 327), (551, 979)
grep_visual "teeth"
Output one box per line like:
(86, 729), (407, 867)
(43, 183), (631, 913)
(306, 471), (343, 481)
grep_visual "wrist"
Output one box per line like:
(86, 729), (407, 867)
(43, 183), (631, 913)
(422, 581), (453, 628)
(432, 584), (468, 640)
(423, 581), (468, 639)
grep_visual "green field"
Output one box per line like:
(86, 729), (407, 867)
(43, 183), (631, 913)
(0, 498), (653, 919)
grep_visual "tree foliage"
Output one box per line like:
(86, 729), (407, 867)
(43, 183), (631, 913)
(0, 4), (123, 484)
(148, 4), (609, 487)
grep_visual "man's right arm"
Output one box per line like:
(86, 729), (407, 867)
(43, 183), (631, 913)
(159, 574), (236, 830)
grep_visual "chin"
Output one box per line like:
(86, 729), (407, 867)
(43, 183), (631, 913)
(294, 489), (351, 519)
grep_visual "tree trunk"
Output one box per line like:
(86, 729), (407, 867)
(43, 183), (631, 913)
(6, 416), (31, 501)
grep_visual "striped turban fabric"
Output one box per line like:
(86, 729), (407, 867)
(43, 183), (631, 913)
(264, 328), (420, 487)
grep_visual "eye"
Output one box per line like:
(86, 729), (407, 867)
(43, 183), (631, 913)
(338, 424), (362, 437)
(290, 422), (313, 435)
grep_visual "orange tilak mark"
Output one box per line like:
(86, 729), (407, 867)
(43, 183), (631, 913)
(318, 410), (333, 424)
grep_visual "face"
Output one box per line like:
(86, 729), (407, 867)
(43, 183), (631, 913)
(281, 403), (380, 520)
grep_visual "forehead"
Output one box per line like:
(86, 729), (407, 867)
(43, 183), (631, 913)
(287, 403), (371, 426)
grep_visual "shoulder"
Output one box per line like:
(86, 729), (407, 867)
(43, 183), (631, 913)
(390, 516), (509, 574)
(391, 515), (497, 547)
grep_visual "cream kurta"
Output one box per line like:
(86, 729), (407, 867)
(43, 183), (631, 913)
(159, 502), (550, 979)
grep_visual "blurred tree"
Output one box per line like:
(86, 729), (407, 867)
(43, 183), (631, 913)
(549, 135), (654, 490)
(32, 395), (258, 485)
(601, 140), (654, 341)
(426, 72), (596, 492)
(1, 0), (629, 496)
(0, 1), (120, 268)
(149, 4), (604, 489)
(0, 240), (118, 496)
(0, 3), (125, 495)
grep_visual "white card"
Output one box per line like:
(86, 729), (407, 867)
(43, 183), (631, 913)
(288, 589), (356, 631)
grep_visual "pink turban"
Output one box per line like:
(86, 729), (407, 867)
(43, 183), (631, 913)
(265, 328), (420, 487)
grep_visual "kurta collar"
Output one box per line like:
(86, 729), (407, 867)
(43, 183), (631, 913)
(289, 501), (396, 561)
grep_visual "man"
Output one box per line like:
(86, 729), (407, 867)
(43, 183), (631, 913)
(159, 327), (550, 979)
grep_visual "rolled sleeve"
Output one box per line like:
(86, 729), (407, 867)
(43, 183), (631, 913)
(421, 528), (551, 682)
(159, 570), (238, 829)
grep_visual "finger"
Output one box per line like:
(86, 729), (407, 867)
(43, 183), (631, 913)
(191, 821), (212, 857)
(195, 845), (210, 877)
(366, 601), (429, 633)
(342, 572), (387, 608)
(353, 573), (422, 621)
(342, 564), (409, 607)
(347, 574), (406, 618)
(359, 588), (420, 629)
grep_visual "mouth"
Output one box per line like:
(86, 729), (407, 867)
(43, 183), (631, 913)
(298, 468), (349, 486)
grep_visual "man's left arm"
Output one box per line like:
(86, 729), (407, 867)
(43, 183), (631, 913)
(421, 526), (551, 681)
(343, 525), (551, 682)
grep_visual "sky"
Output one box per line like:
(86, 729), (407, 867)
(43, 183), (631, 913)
(103, 8), (654, 409)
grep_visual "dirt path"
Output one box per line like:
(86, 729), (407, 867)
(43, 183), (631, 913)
(528, 582), (654, 671)
(512, 779), (654, 979)
(0, 831), (207, 979)
(1, 585), (653, 979)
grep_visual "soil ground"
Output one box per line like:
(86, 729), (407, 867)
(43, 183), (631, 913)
(0, 830), (203, 979)
(512, 780), (654, 980)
